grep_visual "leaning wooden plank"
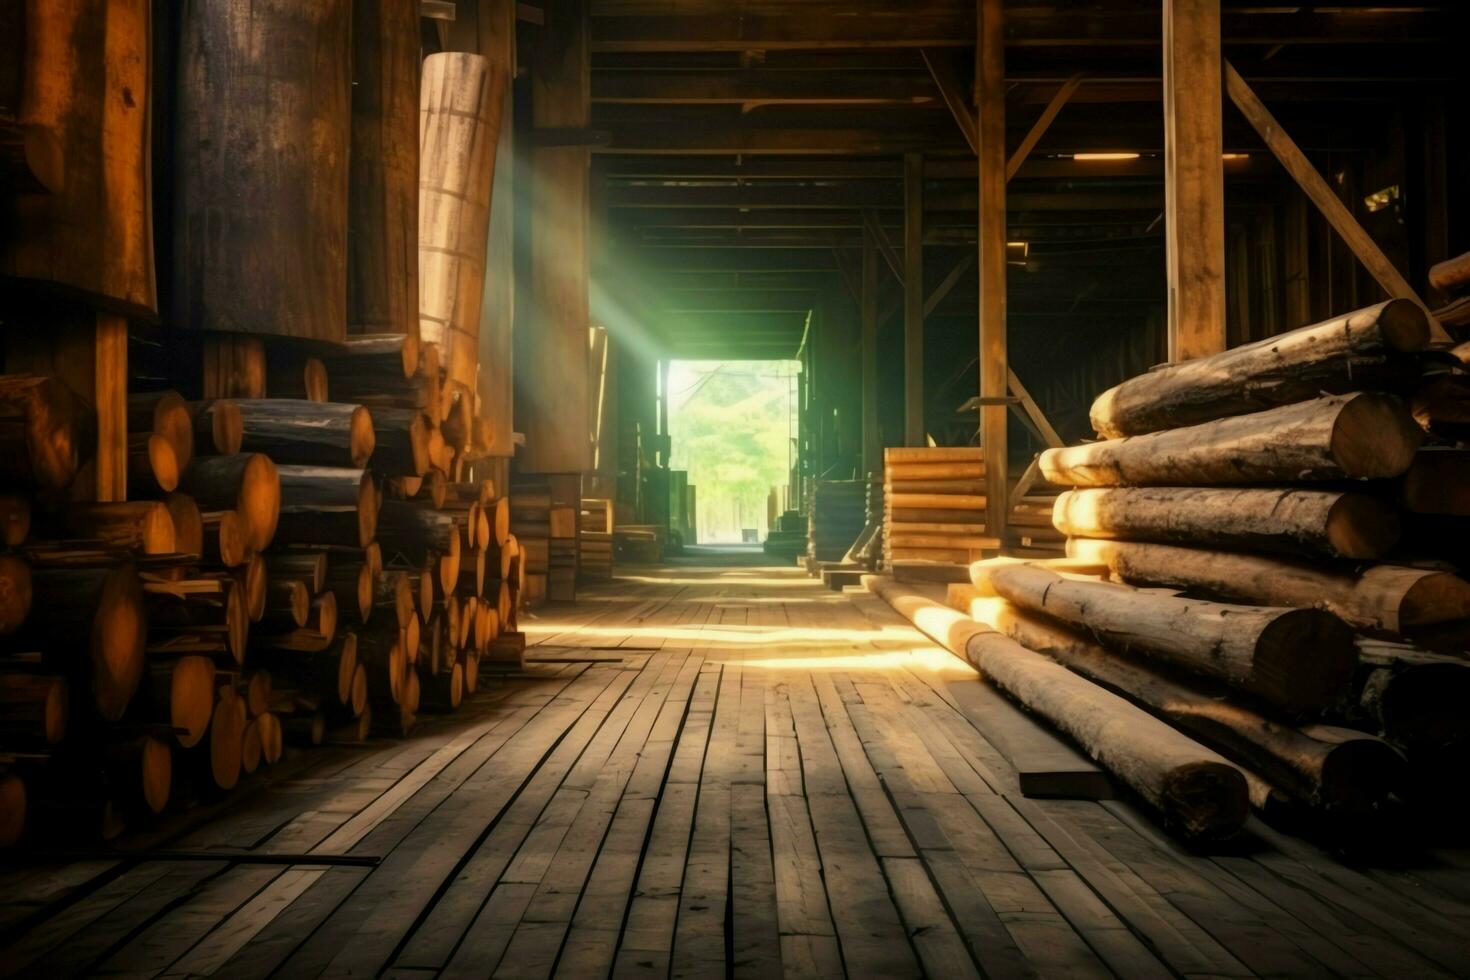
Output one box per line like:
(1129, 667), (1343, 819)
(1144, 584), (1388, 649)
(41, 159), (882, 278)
(1052, 486), (1399, 560)
(863, 575), (1247, 841)
(1066, 537), (1470, 635)
(972, 598), (1402, 813)
(1090, 299), (1431, 438)
(1042, 393), (1421, 487)
(985, 565), (1356, 712)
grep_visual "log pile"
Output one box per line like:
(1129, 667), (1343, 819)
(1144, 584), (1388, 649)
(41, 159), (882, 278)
(806, 480), (866, 564)
(927, 300), (1470, 838)
(579, 497), (613, 581)
(1431, 249), (1470, 330)
(882, 446), (999, 571)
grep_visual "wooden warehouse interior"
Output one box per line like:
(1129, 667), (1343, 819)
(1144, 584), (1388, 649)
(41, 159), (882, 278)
(3, 0), (1470, 976)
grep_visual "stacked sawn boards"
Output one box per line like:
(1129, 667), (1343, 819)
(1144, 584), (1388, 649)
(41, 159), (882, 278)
(579, 497), (613, 581)
(806, 480), (866, 564)
(954, 299), (1470, 841)
(883, 446), (999, 570)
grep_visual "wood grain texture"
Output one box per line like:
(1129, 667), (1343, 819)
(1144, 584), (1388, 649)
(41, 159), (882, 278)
(1, 0), (155, 316)
(172, 0), (351, 341)
(349, 0), (420, 344)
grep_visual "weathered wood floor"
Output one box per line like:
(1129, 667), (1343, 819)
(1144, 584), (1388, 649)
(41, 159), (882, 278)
(4, 551), (1470, 978)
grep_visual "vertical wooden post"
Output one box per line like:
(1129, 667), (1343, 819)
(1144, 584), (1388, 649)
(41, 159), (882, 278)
(902, 152), (924, 446)
(861, 228), (880, 478)
(1163, 0), (1226, 361)
(93, 314), (128, 501)
(1282, 189), (1311, 328)
(977, 0), (1008, 545)
(520, 0), (590, 474)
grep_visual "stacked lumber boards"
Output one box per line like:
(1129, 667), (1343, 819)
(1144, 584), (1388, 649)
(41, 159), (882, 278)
(806, 480), (866, 564)
(579, 497), (612, 581)
(882, 446), (999, 572)
(762, 509), (807, 560)
(1006, 483), (1066, 558)
(614, 525), (663, 563)
(508, 477), (580, 604)
(937, 299), (1470, 840)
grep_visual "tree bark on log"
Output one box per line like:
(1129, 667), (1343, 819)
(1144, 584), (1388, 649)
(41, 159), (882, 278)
(974, 600), (1402, 811)
(0, 375), (93, 492)
(885, 461), (986, 480)
(266, 553), (328, 596)
(1429, 251), (1470, 295)
(189, 400), (244, 456)
(58, 501), (177, 556)
(366, 407), (431, 477)
(177, 454), (280, 554)
(377, 500), (462, 593)
(324, 558), (377, 626)
(1042, 393), (1422, 487)
(273, 466), (378, 551)
(986, 565), (1356, 712)
(863, 574), (1248, 840)
(349, 0), (420, 348)
(1090, 300), (1431, 438)
(209, 400), (376, 469)
(145, 577), (249, 666)
(1054, 486), (1400, 560)
(1066, 537), (1470, 635)
(173, 0), (351, 341)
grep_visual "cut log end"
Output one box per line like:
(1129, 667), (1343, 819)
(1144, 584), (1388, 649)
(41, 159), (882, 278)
(1254, 609), (1358, 711)
(211, 400), (244, 455)
(1376, 297), (1434, 352)
(0, 554), (34, 635)
(94, 566), (148, 721)
(172, 655), (217, 749)
(0, 774), (25, 847)
(337, 633), (358, 705)
(350, 405), (376, 468)
(1325, 494), (1400, 560)
(141, 736), (172, 815)
(147, 434), (180, 492)
(209, 696), (246, 791)
(239, 454), (281, 551)
(164, 494), (204, 560)
(1160, 763), (1250, 842)
(1315, 734), (1407, 811)
(1330, 394), (1423, 479)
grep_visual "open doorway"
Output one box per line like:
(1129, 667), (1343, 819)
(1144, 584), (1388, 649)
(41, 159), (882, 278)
(666, 360), (800, 544)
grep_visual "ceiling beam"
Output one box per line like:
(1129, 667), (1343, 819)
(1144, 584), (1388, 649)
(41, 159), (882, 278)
(592, 69), (938, 105)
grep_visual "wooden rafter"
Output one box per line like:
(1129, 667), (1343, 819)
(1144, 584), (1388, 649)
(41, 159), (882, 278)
(1006, 73), (1083, 179)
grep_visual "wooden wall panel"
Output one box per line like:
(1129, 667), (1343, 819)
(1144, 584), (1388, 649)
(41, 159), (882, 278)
(2, 0), (155, 317)
(348, 0), (420, 343)
(171, 0), (351, 341)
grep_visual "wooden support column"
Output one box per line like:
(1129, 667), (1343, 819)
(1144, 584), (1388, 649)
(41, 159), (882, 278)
(977, 0), (1008, 544)
(520, 0), (591, 474)
(1163, 0), (1226, 361)
(862, 228), (881, 478)
(903, 152), (924, 447)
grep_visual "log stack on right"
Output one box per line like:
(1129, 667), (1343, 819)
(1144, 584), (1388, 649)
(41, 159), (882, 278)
(1013, 298), (1470, 821)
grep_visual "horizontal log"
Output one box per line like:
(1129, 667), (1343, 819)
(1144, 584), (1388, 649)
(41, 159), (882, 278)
(273, 466), (378, 550)
(0, 494), (30, 546)
(1053, 486), (1399, 560)
(986, 565), (1356, 712)
(1090, 299), (1431, 438)
(0, 554), (33, 635)
(1429, 251), (1470, 294)
(146, 577), (249, 665)
(1042, 393), (1421, 487)
(1354, 637), (1470, 753)
(58, 502), (177, 556)
(887, 534), (997, 549)
(190, 399), (244, 455)
(885, 493), (986, 511)
(177, 454), (281, 553)
(884, 480), (987, 495)
(0, 672), (67, 747)
(887, 508), (987, 525)
(367, 407), (431, 477)
(129, 391), (195, 476)
(1066, 537), (1470, 635)
(863, 575), (1248, 841)
(266, 552), (328, 595)
(974, 600), (1402, 811)
(210, 399), (376, 468)
(884, 461), (985, 480)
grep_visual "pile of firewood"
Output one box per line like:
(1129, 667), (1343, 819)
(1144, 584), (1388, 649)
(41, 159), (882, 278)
(882, 446), (996, 570)
(954, 299), (1470, 838)
(0, 333), (526, 847)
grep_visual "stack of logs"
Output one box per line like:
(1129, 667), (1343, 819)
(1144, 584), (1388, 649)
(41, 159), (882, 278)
(883, 446), (998, 570)
(579, 497), (613, 581)
(948, 299), (1470, 840)
(0, 331), (527, 846)
(806, 480), (866, 565)
(1005, 483), (1065, 558)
